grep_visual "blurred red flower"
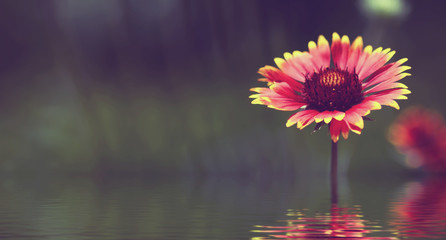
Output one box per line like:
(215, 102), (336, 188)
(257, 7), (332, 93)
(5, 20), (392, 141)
(388, 106), (446, 172)
(250, 32), (410, 142)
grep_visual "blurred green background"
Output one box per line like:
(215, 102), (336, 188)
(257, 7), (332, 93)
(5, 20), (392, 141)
(0, 0), (442, 177)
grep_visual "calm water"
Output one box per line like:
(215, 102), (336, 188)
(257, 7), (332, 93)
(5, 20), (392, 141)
(0, 174), (445, 240)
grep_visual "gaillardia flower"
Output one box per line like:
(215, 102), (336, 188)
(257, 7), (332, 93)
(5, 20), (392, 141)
(250, 33), (411, 142)
(388, 106), (446, 171)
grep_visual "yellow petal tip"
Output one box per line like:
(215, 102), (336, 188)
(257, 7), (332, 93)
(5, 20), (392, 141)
(332, 32), (340, 41)
(317, 35), (329, 46)
(308, 41), (317, 50)
(314, 117), (324, 123)
(364, 45), (373, 53)
(370, 101), (382, 110)
(334, 112), (345, 121)
(401, 89), (411, 94)
(389, 101), (400, 110)
(352, 36), (363, 48)
(324, 117), (333, 124)
(331, 135), (340, 143)
(351, 129), (362, 135)
(274, 58), (285, 68)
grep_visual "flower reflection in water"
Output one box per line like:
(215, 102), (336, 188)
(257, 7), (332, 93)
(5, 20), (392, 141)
(252, 204), (397, 239)
(389, 178), (446, 239)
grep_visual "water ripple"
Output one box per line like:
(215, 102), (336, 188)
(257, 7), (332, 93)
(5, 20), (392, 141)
(389, 178), (446, 239)
(252, 205), (398, 239)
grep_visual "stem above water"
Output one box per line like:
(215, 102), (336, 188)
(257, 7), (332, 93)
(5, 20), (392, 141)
(331, 140), (338, 205)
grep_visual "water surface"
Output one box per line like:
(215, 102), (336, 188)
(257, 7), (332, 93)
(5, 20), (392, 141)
(0, 175), (445, 239)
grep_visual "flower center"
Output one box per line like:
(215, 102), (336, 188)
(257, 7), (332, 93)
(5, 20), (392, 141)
(303, 68), (363, 112)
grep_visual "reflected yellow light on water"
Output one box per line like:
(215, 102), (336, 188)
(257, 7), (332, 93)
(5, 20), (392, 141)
(252, 205), (398, 239)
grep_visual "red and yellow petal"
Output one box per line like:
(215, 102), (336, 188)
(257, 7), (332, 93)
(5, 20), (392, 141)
(329, 119), (351, 142)
(314, 110), (345, 124)
(286, 110), (319, 129)
(345, 36), (364, 72)
(308, 35), (331, 69)
(345, 111), (364, 133)
(250, 83), (306, 111)
(356, 47), (396, 81)
(363, 58), (410, 89)
(328, 102), (385, 142)
(348, 100), (382, 116)
(362, 60), (411, 100)
(366, 88), (411, 109)
(269, 82), (303, 100)
(275, 50), (321, 82)
(258, 65), (303, 92)
(331, 33), (351, 70)
(364, 79), (410, 95)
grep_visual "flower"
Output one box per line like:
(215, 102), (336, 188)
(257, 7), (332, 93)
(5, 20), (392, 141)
(250, 32), (411, 142)
(388, 106), (446, 172)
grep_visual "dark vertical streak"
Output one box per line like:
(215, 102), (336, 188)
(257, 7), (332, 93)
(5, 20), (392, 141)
(331, 140), (338, 205)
